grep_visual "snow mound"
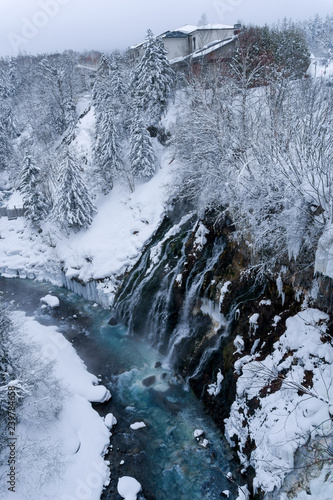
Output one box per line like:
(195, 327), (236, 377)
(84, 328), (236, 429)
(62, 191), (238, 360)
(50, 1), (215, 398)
(40, 294), (60, 308)
(104, 413), (117, 429)
(130, 421), (146, 430)
(117, 476), (142, 500)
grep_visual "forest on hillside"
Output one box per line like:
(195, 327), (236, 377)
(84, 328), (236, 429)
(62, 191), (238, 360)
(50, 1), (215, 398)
(0, 16), (332, 271)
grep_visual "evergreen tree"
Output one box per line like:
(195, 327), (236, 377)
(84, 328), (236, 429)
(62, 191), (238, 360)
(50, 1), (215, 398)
(92, 53), (112, 113)
(131, 29), (174, 124)
(20, 152), (48, 226)
(52, 151), (95, 232)
(0, 120), (12, 172)
(94, 103), (123, 193)
(93, 53), (125, 192)
(130, 108), (155, 179)
(110, 54), (126, 104)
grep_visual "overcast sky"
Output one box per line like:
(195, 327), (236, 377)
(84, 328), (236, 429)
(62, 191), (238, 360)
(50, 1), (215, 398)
(1, 0), (333, 57)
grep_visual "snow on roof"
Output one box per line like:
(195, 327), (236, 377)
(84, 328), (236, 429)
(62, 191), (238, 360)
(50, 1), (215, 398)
(130, 24), (235, 49)
(175, 23), (234, 34)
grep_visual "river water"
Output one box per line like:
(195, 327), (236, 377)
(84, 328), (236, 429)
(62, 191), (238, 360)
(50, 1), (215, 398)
(0, 277), (238, 499)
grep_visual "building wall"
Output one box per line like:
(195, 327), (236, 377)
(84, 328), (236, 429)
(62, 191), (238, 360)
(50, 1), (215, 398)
(163, 38), (189, 60)
(189, 28), (235, 51)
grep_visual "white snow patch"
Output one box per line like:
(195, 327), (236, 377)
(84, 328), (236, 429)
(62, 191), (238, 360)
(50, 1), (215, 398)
(104, 413), (117, 429)
(194, 222), (209, 251)
(40, 294), (60, 308)
(130, 421), (146, 430)
(207, 369), (224, 396)
(259, 299), (271, 306)
(234, 335), (244, 354)
(236, 485), (250, 500)
(117, 476), (142, 500)
(6, 190), (23, 209)
(272, 315), (281, 327)
(194, 429), (204, 438)
(219, 281), (231, 305)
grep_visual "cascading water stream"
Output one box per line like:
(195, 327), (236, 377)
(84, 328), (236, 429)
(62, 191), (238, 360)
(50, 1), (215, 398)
(164, 241), (225, 368)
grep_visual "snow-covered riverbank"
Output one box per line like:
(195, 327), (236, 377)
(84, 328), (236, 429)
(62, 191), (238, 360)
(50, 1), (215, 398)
(0, 307), (112, 500)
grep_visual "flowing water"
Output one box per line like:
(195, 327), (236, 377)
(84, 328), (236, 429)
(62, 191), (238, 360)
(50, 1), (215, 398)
(0, 277), (238, 500)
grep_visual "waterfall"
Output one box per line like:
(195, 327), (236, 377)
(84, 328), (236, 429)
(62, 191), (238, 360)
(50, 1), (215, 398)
(114, 211), (230, 381)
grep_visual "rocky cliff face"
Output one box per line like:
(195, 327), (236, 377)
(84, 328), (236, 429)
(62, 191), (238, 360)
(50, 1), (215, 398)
(113, 204), (333, 498)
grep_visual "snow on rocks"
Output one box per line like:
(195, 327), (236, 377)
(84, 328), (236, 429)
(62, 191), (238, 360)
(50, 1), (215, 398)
(225, 307), (332, 495)
(130, 421), (146, 430)
(104, 413), (117, 429)
(219, 281), (231, 305)
(200, 438), (209, 448)
(89, 384), (111, 403)
(193, 222), (209, 251)
(272, 315), (281, 327)
(117, 476), (142, 500)
(194, 429), (204, 438)
(207, 369), (224, 396)
(234, 335), (244, 354)
(40, 294), (60, 308)
(236, 485), (250, 500)
(259, 299), (271, 306)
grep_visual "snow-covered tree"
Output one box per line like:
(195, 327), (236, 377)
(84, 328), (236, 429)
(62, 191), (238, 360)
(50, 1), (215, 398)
(131, 29), (174, 124)
(52, 151), (95, 232)
(109, 54), (126, 105)
(20, 152), (48, 226)
(94, 104), (123, 193)
(130, 108), (155, 179)
(93, 53), (125, 193)
(92, 53), (112, 112)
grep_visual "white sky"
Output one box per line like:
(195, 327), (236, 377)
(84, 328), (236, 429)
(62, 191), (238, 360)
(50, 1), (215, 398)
(0, 0), (333, 57)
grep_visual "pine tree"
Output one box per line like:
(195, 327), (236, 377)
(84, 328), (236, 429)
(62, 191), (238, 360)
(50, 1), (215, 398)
(93, 54), (112, 113)
(130, 108), (155, 179)
(52, 151), (95, 232)
(93, 53), (125, 192)
(20, 152), (48, 226)
(110, 54), (126, 104)
(131, 29), (174, 124)
(94, 103), (123, 193)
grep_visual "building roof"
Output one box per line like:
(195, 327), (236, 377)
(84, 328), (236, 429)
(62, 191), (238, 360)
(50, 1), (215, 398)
(164, 31), (189, 39)
(130, 24), (236, 51)
(175, 23), (234, 34)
